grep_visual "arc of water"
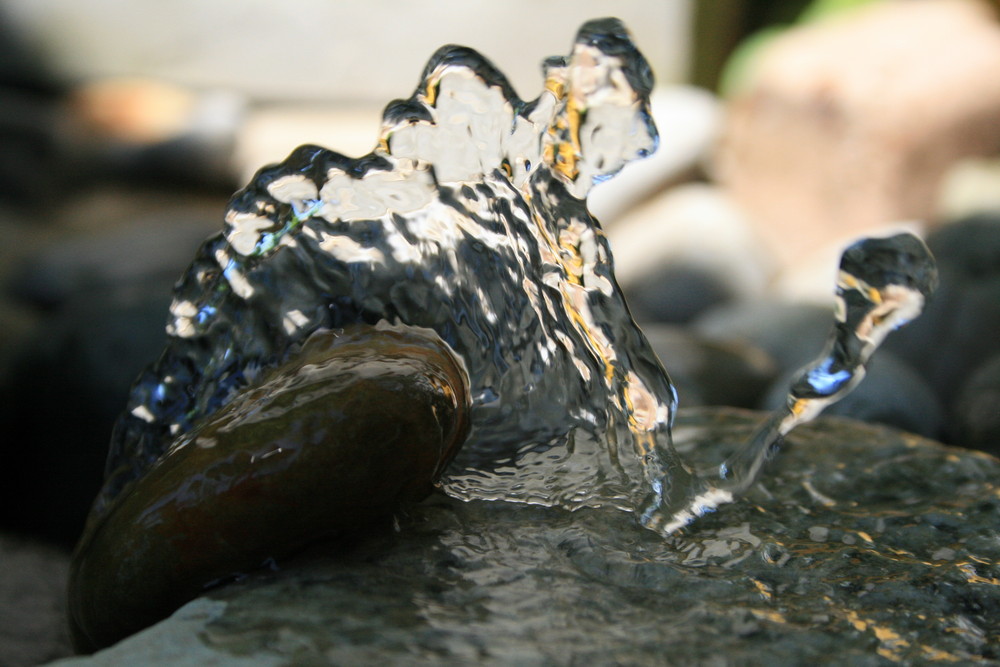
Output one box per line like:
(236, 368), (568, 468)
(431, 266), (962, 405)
(644, 233), (939, 535)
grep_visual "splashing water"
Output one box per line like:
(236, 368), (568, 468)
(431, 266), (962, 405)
(645, 234), (938, 533)
(96, 19), (936, 535)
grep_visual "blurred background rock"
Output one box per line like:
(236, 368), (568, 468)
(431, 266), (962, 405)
(1, 1), (1000, 662)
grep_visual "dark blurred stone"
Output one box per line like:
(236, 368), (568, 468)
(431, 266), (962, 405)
(0, 285), (174, 546)
(624, 263), (734, 324)
(642, 323), (776, 408)
(8, 212), (218, 310)
(0, 10), (66, 208)
(884, 213), (1000, 409)
(925, 211), (1000, 278)
(954, 353), (1000, 456)
(0, 292), (39, 384)
(693, 299), (834, 374)
(0, 88), (64, 207)
(0, 211), (217, 546)
(62, 128), (240, 194)
(59, 78), (243, 193)
(0, 533), (72, 666)
(51, 408), (1000, 665)
(760, 351), (946, 440)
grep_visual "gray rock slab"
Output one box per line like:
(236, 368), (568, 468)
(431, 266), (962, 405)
(52, 408), (1000, 665)
(0, 534), (73, 666)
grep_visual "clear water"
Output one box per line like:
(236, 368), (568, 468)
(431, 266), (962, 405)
(97, 18), (936, 536)
(194, 409), (1000, 665)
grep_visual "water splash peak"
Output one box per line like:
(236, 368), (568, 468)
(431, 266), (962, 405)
(96, 19), (935, 536)
(96, 17), (689, 524)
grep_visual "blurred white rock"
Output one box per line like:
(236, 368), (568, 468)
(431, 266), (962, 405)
(588, 86), (722, 225)
(937, 157), (1000, 221)
(770, 220), (927, 304)
(232, 105), (381, 182)
(606, 182), (773, 302)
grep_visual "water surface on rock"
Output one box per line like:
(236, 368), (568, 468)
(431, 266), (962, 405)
(197, 410), (1000, 665)
(57, 409), (1000, 666)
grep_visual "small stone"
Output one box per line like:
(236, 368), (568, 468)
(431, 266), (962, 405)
(954, 353), (1000, 455)
(693, 299), (834, 375)
(931, 547), (956, 562)
(642, 324), (776, 408)
(808, 526), (829, 542)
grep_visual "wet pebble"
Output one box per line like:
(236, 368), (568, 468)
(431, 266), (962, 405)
(954, 353), (1000, 456)
(68, 325), (470, 652)
(642, 323), (776, 408)
(884, 213), (1000, 412)
(693, 299), (835, 376)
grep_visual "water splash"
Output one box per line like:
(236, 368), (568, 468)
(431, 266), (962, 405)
(95, 19), (935, 537)
(96, 18), (692, 528)
(644, 234), (939, 534)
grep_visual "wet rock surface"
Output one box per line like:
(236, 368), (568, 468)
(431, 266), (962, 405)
(52, 408), (1000, 666)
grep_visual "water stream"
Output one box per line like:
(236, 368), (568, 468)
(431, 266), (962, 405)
(97, 18), (684, 531)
